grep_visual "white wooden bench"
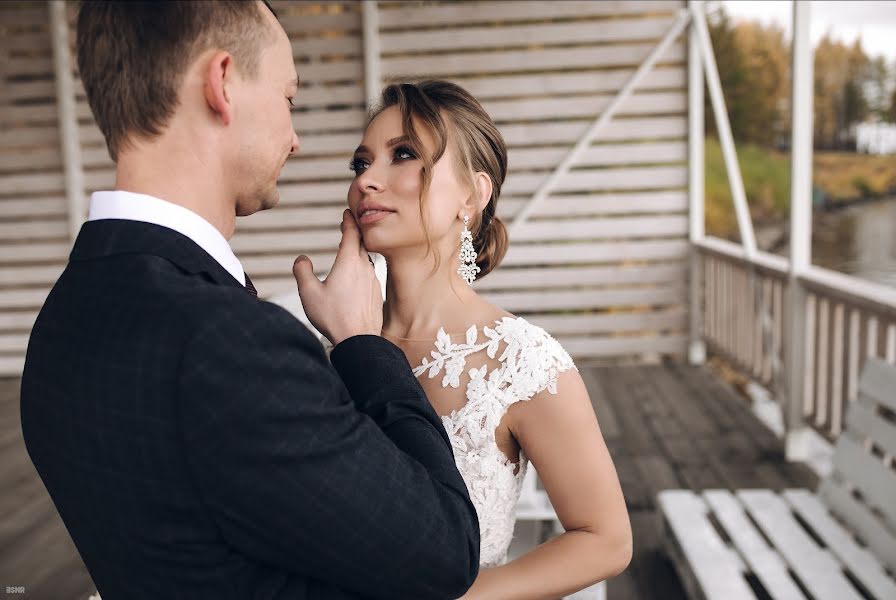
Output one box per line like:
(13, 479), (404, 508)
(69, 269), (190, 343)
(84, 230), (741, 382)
(513, 466), (608, 600)
(658, 357), (896, 600)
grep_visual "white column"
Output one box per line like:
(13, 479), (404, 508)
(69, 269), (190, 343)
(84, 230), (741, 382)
(785, 0), (814, 461)
(361, 1), (382, 110)
(688, 0), (706, 365)
(50, 0), (86, 243)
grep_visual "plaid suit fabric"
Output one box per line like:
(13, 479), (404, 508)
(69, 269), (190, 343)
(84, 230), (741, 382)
(20, 220), (479, 599)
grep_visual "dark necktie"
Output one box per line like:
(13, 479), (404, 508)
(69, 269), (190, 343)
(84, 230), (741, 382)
(244, 273), (258, 297)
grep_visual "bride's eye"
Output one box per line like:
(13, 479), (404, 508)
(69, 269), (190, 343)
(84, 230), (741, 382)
(393, 146), (417, 161)
(349, 157), (369, 174)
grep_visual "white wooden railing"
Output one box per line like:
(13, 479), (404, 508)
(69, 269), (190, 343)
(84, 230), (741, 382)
(696, 236), (896, 442)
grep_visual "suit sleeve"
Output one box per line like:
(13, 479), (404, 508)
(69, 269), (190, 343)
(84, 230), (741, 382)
(177, 295), (479, 600)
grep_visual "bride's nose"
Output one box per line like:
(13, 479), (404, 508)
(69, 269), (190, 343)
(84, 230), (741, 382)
(356, 167), (384, 193)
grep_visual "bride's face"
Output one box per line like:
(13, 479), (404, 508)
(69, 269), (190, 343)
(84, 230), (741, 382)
(347, 106), (467, 259)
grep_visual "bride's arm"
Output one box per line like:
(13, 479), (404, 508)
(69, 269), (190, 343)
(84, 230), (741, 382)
(460, 368), (632, 600)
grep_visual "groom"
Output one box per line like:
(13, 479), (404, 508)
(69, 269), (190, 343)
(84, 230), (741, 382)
(19, 1), (478, 598)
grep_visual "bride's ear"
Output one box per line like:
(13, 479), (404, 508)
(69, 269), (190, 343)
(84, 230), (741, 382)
(474, 172), (493, 213)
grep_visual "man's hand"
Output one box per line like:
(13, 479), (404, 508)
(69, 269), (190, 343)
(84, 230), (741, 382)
(293, 209), (383, 346)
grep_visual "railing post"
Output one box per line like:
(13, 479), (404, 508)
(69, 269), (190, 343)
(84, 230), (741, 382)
(688, 0), (706, 366)
(361, 1), (381, 110)
(784, 0), (814, 461)
(50, 0), (85, 243)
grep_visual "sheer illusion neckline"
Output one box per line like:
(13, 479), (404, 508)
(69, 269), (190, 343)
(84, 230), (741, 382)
(408, 316), (523, 371)
(383, 315), (519, 344)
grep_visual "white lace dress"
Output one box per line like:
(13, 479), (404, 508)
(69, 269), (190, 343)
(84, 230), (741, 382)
(411, 316), (577, 568)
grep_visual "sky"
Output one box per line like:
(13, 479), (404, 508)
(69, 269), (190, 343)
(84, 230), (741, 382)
(719, 0), (896, 62)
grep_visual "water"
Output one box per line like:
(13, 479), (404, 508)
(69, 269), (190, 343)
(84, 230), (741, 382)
(811, 198), (896, 288)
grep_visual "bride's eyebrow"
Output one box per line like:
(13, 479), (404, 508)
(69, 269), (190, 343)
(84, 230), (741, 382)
(352, 135), (412, 156)
(386, 135), (411, 147)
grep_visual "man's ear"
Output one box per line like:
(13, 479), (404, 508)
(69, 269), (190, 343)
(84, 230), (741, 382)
(203, 50), (235, 126)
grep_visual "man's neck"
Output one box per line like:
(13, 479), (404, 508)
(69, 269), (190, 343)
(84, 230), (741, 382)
(114, 145), (236, 239)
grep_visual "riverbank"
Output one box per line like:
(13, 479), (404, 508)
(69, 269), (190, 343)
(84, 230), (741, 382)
(704, 136), (896, 239)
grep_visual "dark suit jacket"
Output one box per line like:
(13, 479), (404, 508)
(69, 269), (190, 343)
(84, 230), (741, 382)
(20, 220), (479, 599)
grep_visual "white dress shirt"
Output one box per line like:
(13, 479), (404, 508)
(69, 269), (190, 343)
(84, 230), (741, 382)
(87, 190), (245, 286)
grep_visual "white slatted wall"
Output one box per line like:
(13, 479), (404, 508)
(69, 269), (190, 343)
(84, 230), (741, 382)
(0, 0), (689, 374)
(0, 1), (67, 375)
(376, 0), (689, 359)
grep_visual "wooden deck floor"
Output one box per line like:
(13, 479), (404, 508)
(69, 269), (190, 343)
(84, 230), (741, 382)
(1, 362), (818, 599)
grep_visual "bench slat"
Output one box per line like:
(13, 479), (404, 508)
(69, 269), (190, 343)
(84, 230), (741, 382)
(858, 357), (896, 412)
(702, 490), (806, 600)
(845, 400), (896, 458)
(657, 490), (754, 600)
(818, 477), (896, 573)
(831, 433), (896, 528)
(736, 490), (863, 600)
(783, 489), (896, 600)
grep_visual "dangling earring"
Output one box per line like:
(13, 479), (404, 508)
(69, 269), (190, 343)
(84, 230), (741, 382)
(458, 215), (480, 285)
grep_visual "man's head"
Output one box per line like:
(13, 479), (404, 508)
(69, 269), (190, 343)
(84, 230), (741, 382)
(77, 0), (300, 215)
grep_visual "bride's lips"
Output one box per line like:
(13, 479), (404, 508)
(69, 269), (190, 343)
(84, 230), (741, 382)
(358, 210), (395, 225)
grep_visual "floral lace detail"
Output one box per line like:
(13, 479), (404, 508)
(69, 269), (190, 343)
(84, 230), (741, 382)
(412, 317), (576, 567)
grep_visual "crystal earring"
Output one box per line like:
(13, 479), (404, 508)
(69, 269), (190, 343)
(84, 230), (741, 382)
(458, 215), (480, 285)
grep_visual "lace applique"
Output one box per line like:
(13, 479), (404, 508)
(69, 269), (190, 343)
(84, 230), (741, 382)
(412, 317), (576, 567)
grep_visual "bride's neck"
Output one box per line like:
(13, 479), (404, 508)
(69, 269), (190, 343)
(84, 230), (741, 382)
(382, 253), (483, 339)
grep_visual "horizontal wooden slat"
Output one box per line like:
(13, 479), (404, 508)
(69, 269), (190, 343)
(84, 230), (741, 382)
(483, 91), (686, 122)
(512, 215), (688, 241)
(0, 354), (25, 376)
(521, 308), (686, 335)
(290, 35), (361, 58)
(474, 263), (687, 290)
(482, 286), (684, 312)
(501, 117), (686, 146)
(510, 141), (687, 170)
(0, 265), (64, 287)
(0, 333), (29, 353)
(381, 16), (679, 53)
(503, 166), (686, 195)
(0, 126), (60, 148)
(0, 149), (62, 173)
(0, 288), (50, 310)
(554, 333), (686, 358)
(1, 56), (53, 78)
(0, 198), (66, 218)
(502, 240), (688, 266)
(276, 10), (360, 35)
(0, 310), (39, 332)
(379, 1), (680, 28)
(452, 67), (685, 100)
(0, 243), (69, 264)
(382, 43), (685, 78)
(0, 221), (68, 241)
(0, 172), (65, 195)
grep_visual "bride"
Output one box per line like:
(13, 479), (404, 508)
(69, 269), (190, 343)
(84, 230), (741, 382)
(346, 80), (631, 598)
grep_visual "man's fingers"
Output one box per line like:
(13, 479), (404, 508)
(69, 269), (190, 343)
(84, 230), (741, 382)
(293, 255), (320, 297)
(336, 209), (362, 260)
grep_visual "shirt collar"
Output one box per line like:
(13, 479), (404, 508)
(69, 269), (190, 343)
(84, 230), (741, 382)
(87, 190), (245, 286)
